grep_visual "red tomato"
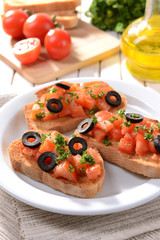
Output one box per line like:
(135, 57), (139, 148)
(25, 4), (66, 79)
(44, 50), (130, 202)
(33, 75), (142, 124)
(2, 10), (28, 38)
(44, 28), (72, 60)
(13, 38), (41, 64)
(118, 133), (135, 154)
(135, 133), (150, 155)
(23, 13), (54, 42)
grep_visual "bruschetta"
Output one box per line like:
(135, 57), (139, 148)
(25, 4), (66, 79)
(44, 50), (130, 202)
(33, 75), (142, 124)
(75, 109), (160, 178)
(24, 81), (127, 134)
(8, 130), (105, 198)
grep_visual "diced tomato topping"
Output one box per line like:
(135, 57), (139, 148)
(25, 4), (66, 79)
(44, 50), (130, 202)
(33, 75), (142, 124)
(118, 133), (135, 154)
(92, 127), (107, 142)
(70, 104), (87, 118)
(96, 120), (113, 132)
(135, 133), (150, 155)
(110, 128), (123, 142)
(69, 154), (87, 175)
(87, 148), (102, 164)
(149, 141), (158, 154)
(95, 98), (111, 111)
(86, 164), (101, 181)
(113, 116), (124, 128)
(53, 161), (78, 183)
(121, 123), (136, 135)
(95, 110), (113, 121)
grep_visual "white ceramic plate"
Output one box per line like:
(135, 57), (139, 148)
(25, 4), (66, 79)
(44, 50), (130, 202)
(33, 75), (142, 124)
(0, 77), (160, 216)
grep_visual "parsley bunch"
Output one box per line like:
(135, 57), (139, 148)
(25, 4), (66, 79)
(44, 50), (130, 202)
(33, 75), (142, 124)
(86, 0), (146, 33)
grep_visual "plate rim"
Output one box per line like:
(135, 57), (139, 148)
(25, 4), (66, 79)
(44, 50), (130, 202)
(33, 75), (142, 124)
(0, 77), (160, 216)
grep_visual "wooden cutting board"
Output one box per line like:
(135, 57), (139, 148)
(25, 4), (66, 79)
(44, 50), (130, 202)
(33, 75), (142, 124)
(0, 20), (120, 84)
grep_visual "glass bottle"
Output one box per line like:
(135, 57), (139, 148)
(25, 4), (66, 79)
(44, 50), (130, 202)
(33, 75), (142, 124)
(121, 0), (160, 82)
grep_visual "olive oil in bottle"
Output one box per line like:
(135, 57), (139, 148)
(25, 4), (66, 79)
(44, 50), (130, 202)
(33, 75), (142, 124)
(121, 0), (160, 82)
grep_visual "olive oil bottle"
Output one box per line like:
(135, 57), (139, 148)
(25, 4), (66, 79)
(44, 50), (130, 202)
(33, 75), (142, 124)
(121, 0), (160, 82)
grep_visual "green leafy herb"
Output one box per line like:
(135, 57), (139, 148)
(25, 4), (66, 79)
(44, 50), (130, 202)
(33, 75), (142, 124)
(144, 132), (154, 142)
(56, 149), (71, 162)
(131, 113), (140, 118)
(35, 111), (45, 120)
(89, 106), (99, 115)
(41, 133), (51, 144)
(47, 87), (58, 93)
(85, 0), (146, 33)
(103, 139), (112, 146)
(117, 109), (126, 119)
(156, 123), (160, 131)
(108, 115), (118, 123)
(91, 116), (98, 126)
(120, 121), (131, 127)
(36, 100), (44, 109)
(68, 165), (75, 173)
(72, 134), (77, 138)
(59, 95), (64, 101)
(80, 151), (95, 165)
(65, 98), (71, 104)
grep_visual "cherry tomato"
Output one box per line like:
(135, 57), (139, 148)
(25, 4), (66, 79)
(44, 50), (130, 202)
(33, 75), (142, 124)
(13, 38), (41, 64)
(44, 28), (72, 60)
(23, 13), (55, 42)
(2, 10), (28, 38)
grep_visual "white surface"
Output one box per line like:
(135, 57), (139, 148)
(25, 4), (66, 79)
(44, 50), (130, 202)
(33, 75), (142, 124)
(0, 77), (160, 216)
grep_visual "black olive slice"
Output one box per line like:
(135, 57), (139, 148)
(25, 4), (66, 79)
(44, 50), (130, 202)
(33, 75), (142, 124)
(77, 118), (94, 134)
(46, 98), (63, 113)
(105, 91), (121, 107)
(38, 152), (57, 172)
(125, 113), (143, 123)
(55, 82), (70, 90)
(154, 135), (160, 153)
(22, 131), (41, 149)
(69, 137), (87, 155)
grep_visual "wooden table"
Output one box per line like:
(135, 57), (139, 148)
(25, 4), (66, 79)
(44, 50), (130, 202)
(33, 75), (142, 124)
(0, 0), (160, 95)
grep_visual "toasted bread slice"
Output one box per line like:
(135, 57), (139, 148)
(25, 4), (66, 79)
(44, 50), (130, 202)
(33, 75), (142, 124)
(8, 132), (105, 198)
(3, 0), (81, 12)
(75, 113), (160, 178)
(24, 81), (127, 134)
(75, 130), (160, 178)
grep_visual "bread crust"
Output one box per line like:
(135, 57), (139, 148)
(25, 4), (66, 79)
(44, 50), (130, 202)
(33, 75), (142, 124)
(25, 81), (127, 134)
(75, 130), (160, 178)
(8, 138), (105, 198)
(3, 0), (81, 12)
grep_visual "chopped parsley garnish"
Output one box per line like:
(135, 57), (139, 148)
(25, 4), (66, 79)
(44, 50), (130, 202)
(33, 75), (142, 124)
(65, 98), (71, 104)
(68, 164), (75, 173)
(91, 116), (98, 126)
(86, 90), (105, 99)
(98, 91), (105, 99)
(117, 109), (126, 119)
(108, 115), (118, 123)
(103, 139), (112, 146)
(144, 132), (154, 142)
(134, 125), (145, 132)
(36, 100), (44, 109)
(131, 113), (140, 118)
(80, 151), (95, 165)
(47, 87), (58, 93)
(156, 123), (160, 131)
(103, 136), (112, 146)
(35, 111), (45, 120)
(84, 86), (91, 89)
(72, 134), (77, 138)
(56, 149), (71, 162)
(59, 95), (64, 101)
(120, 121), (131, 127)
(89, 106), (99, 115)
(67, 91), (79, 99)
(41, 133), (51, 144)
